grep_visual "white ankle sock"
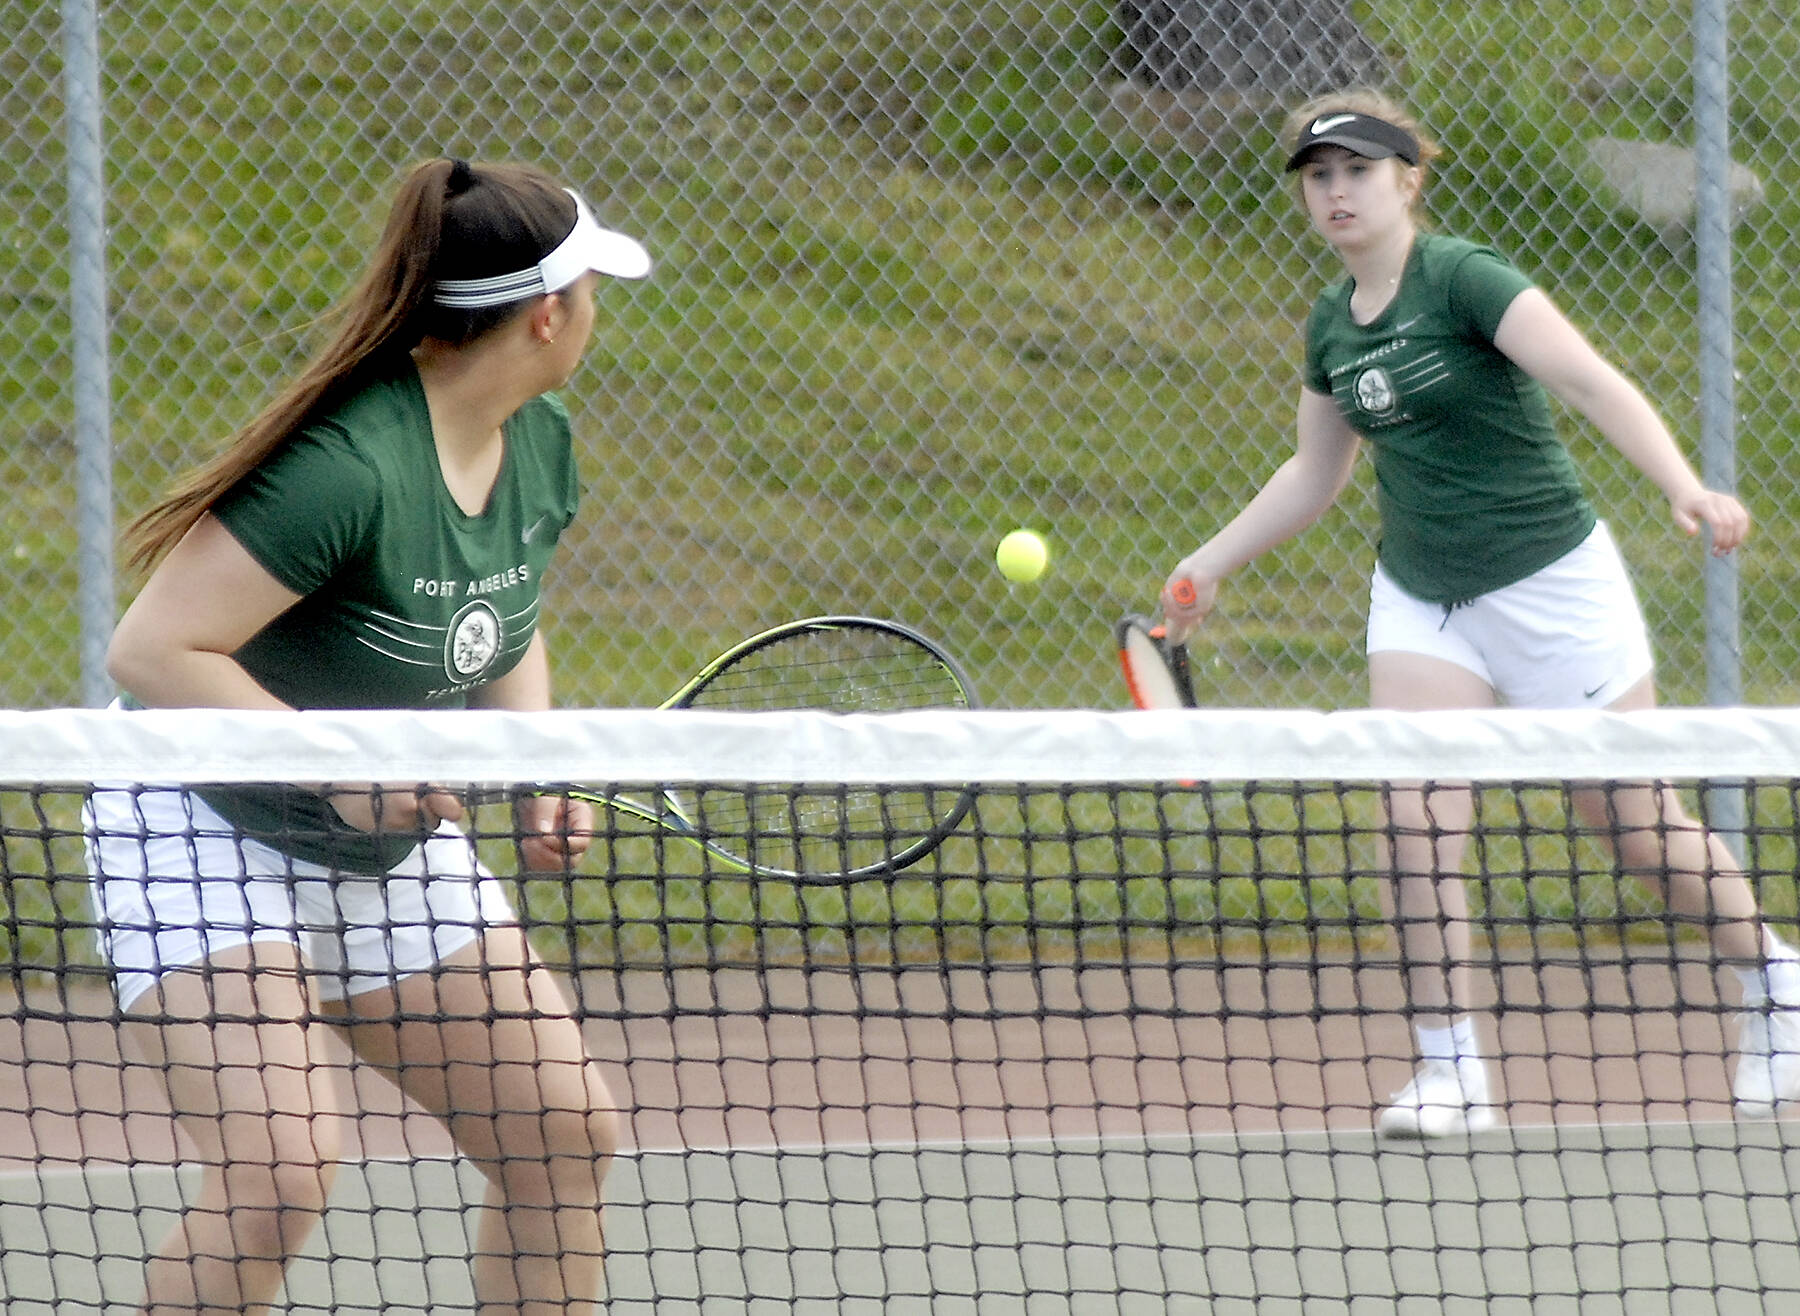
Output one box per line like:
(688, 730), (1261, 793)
(1416, 1016), (1482, 1067)
(1739, 933), (1800, 1008)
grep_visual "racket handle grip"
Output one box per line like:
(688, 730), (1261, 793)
(1169, 579), (1197, 607)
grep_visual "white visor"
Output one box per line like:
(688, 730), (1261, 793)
(431, 190), (651, 308)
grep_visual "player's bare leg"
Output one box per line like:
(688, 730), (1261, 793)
(1577, 675), (1800, 1115)
(331, 930), (618, 1316)
(122, 946), (347, 1316)
(1370, 650), (1498, 1136)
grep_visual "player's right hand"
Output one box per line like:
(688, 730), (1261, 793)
(1160, 569), (1219, 645)
(326, 783), (465, 833)
(514, 791), (596, 874)
(1669, 486), (1750, 556)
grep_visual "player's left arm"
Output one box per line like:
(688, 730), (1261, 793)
(1492, 288), (1748, 555)
(469, 630), (596, 870)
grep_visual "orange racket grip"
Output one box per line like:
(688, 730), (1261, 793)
(1169, 579), (1197, 607)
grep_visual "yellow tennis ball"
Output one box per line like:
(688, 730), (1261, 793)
(995, 529), (1049, 583)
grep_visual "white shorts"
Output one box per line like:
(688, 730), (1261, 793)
(84, 785), (516, 1012)
(1366, 521), (1654, 709)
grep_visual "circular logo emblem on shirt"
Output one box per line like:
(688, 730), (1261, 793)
(1354, 366), (1397, 415)
(446, 600), (502, 682)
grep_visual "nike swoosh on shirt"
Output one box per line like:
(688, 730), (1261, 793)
(521, 515), (550, 545)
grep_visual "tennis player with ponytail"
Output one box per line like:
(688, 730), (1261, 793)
(87, 158), (648, 1314)
(1160, 90), (1800, 1138)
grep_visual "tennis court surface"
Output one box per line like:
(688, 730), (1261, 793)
(5, 705), (1800, 1313)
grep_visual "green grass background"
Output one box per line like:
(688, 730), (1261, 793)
(4, 2), (1798, 971)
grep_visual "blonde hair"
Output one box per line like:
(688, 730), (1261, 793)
(123, 159), (578, 572)
(1282, 88), (1443, 186)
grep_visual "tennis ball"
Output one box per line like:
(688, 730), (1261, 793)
(995, 529), (1049, 583)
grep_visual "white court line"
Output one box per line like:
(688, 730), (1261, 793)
(5, 1121), (1799, 1315)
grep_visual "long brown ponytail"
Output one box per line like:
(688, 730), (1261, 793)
(123, 159), (577, 572)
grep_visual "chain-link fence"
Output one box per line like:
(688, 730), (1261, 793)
(7, 1), (1797, 713)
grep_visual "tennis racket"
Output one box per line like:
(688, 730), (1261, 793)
(1116, 612), (1196, 709)
(518, 616), (978, 882)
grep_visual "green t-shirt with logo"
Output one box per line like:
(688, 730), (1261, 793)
(195, 364), (580, 868)
(1303, 233), (1596, 604)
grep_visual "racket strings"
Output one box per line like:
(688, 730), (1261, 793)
(670, 783), (957, 874)
(688, 647), (963, 713)
(672, 628), (973, 872)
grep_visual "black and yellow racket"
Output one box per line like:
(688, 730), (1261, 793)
(522, 616), (978, 882)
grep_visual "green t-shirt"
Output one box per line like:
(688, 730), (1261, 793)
(1303, 233), (1596, 604)
(194, 364), (581, 868)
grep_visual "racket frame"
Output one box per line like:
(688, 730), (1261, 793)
(1115, 613), (1197, 709)
(521, 616), (979, 882)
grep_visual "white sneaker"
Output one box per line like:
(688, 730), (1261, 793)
(1377, 1058), (1497, 1139)
(1732, 1004), (1800, 1118)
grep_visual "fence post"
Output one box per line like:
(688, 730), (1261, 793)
(61, 0), (115, 709)
(1692, 0), (1745, 853)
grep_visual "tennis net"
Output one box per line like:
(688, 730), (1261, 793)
(4, 704), (1800, 1315)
